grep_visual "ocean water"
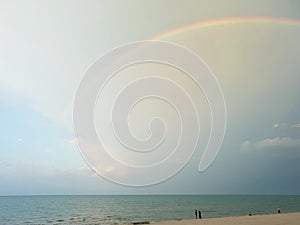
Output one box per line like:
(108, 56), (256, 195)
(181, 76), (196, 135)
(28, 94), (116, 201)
(0, 195), (300, 225)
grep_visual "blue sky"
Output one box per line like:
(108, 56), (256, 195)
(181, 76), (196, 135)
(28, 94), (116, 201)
(1, 0), (300, 195)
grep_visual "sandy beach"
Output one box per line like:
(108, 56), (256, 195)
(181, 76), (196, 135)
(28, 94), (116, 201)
(142, 212), (300, 225)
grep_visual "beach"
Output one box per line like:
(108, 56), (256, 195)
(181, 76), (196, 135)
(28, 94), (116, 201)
(148, 212), (300, 225)
(1, 195), (300, 224)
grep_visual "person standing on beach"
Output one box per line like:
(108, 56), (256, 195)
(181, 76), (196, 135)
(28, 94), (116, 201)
(195, 210), (198, 219)
(198, 210), (202, 219)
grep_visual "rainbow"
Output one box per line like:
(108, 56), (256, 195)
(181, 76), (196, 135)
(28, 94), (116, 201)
(153, 17), (300, 40)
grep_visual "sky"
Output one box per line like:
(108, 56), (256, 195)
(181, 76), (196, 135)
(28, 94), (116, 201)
(0, 0), (300, 195)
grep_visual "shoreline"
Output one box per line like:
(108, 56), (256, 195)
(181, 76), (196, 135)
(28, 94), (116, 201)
(128, 212), (300, 225)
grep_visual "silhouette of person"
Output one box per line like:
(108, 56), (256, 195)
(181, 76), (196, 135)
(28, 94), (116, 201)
(195, 210), (198, 219)
(198, 210), (202, 219)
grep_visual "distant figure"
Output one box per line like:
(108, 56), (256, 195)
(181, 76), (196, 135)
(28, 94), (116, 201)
(249, 213), (252, 216)
(277, 208), (281, 214)
(198, 210), (202, 219)
(195, 210), (198, 219)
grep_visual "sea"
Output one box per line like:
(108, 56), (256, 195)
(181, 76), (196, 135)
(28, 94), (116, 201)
(0, 195), (300, 225)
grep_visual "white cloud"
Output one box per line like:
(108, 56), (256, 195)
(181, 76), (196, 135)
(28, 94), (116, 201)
(292, 123), (300, 129)
(17, 138), (23, 142)
(272, 123), (288, 129)
(67, 138), (78, 145)
(241, 137), (300, 151)
(272, 123), (300, 129)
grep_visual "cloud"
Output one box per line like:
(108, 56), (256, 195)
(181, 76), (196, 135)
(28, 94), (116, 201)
(241, 137), (300, 151)
(67, 138), (78, 145)
(272, 123), (288, 129)
(292, 123), (300, 129)
(272, 122), (300, 129)
(17, 138), (23, 142)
